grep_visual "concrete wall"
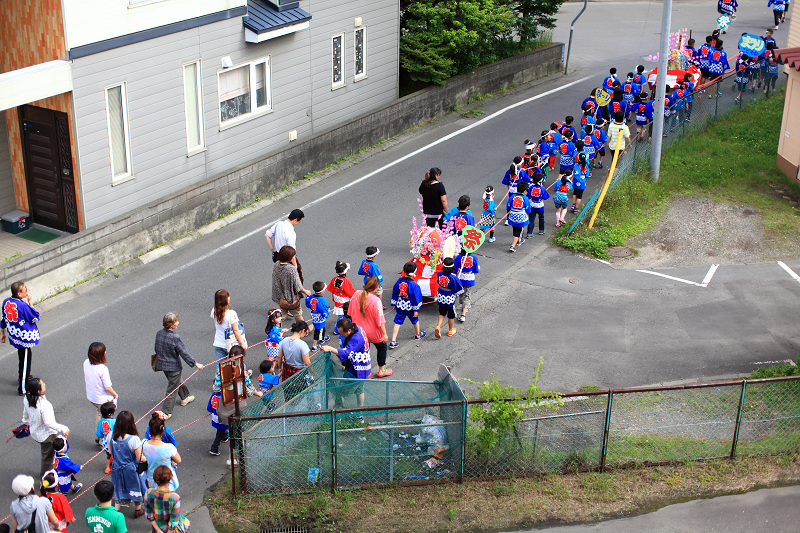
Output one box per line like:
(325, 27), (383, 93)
(0, 43), (563, 297)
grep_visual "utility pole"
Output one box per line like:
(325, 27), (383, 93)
(649, 0), (673, 182)
(564, 0), (588, 75)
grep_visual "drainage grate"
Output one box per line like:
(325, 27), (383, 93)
(607, 246), (632, 258)
(262, 527), (310, 533)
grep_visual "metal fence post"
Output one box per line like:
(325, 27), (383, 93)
(600, 391), (614, 472)
(331, 409), (337, 492)
(714, 81), (720, 121)
(230, 415), (237, 495)
(730, 380), (747, 459)
(460, 400), (467, 483)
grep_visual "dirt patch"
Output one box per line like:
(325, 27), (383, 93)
(208, 454), (800, 533)
(616, 197), (800, 269)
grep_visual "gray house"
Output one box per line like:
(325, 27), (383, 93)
(0, 0), (399, 231)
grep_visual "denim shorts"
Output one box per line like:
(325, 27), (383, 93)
(554, 200), (568, 209)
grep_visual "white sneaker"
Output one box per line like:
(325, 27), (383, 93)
(227, 458), (238, 467)
(509, 245), (516, 253)
(504, 219), (509, 226)
(180, 395), (195, 406)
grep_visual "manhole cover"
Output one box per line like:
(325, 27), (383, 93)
(607, 246), (632, 258)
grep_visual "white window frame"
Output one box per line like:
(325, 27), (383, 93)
(182, 60), (205, 155)
(104, 82), (133, 185)
(331, 33), (345, 90)
(354, 26), (367, 81)
(217, 56), (272, 130)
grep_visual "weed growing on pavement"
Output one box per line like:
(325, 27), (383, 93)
(555, 89), (800, 259)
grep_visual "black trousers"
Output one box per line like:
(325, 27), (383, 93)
(18, 347), (32, 394)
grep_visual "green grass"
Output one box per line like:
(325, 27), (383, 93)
(554, 89), (800, 259)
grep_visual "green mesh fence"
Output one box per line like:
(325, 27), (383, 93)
(233, 356), (466, 494)
(569, 68), (786, 234)
(232, 369), (800, 494)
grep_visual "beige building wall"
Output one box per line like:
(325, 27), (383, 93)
(777, 5), (800, 183)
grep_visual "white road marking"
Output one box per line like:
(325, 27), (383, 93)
(777, 261), (800, 284)
(699, 264), (719, 288)
(28, 76), (594, 344)
(596, 259), (611, 265)
(636, 264), (719, 287)
(752, 359), (796, 366)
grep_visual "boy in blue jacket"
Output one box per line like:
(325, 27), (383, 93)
(506, 181), (532, 252)
(357, 246), (383, 294)
(558, 130), (577, 178)
(454, 249), (479, 323)
(526, 174), (550, 237)
(389, 262), (425, 348)
(572, 153), (590, 214)
(434, 258), (464, 338)
(305, 281), (330, 350)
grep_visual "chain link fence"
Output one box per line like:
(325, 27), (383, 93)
(231, 372), (800, 494)
(569, 67), (786, 234)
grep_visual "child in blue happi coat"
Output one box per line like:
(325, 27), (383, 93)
(305, 282), (330, 350)
(264, 307), (286, 361)
(454, 249), (479, 323)
(53, 436), (82, 494)
(207, 392), (229, 456)
(506, 181), (532, 252)
(389, 261), (425, 348)
(357, 246), (383, 294)
(572, 153), (589, 214)
(96, 401), (117, 474)
(257, 359), (280, 398)
(550, 172), (573, 227)
(450, 195), (475, 235)
(434, 257), (464, 339)
(526, 173), (550, 237)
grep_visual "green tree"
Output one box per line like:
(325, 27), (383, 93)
(501, 0), (564, 42)
(400, 0), (515, 84)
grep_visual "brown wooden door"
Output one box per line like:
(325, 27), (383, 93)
(19, 105), (78, 233)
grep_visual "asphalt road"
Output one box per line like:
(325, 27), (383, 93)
(0, 1), (795, 531)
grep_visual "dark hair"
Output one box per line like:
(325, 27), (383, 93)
(10, 281), (24, 298)
(153, 465), (173, 486)
(312, 281), (325, 293)
(423, 167), (441, 186)
(101, 401), (116, 419)
(614, 111), (624, 123)
(25, 377), (43, 409)
(112, 410), (138, 441)
(335, 260), (349, 275)
(715, 39), (723, 49)
(512, 155), (522, 165)
(290, 321), (309, 334)
(442, 257), (454, 275)
(564, 115), (573, 124)
(609, 67), (616, 75)
(574, 140), (584, 151)
(260, 360), (275, 374)
(584, 124), (594, 134)
(336, 317), (357, 336)
(687, 38), (695, 47)
(508, 164), (516, 176)
(365, 246), (378, 256)
(612, 80), (621, 88)
(88, 342), (107, 365)
(626, 72), (634, 79)
(288, 209), (304, 221)
(613, 87), (623, 100)
(277, 245), (296, 264)
(94, 480), (115, 503)
(457, 195), (470, 210)
(403, 261), (416, 276)
(40, 472), (57, 495)
(149, 412), (165, 438)
(578, 153), (587, 165)
(561, 176), (569, 186)
(341, 301), (350, 317)
(53, 437), (66, 453)
(214, 289), (229, 324)
(564, 129), (573, 140)
(637, 65), (645, 73)
(705, 35), (713, 43)
(229, 345), (246, 358)
(516, 181), (527, 194)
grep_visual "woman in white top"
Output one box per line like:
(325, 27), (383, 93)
(83, 342), (118, 439)
(212, 289), (247, 386)
(21, 377), (69, 477)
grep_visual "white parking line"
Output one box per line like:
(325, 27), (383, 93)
(777, 261), (800, 284)
(636, 264), (719, 287)
(29, 76), (594, 345)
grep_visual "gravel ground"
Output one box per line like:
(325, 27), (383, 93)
(616, 197), (800, 269)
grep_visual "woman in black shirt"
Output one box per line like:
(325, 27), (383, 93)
(418, 167), (448, 228)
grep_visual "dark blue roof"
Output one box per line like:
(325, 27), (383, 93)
(244, 0), (311, 35)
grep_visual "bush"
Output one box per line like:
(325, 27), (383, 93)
(750, 357), (800, 379)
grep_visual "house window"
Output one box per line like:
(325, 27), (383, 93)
(332, 33), (345, 89)
(183, 61), (204, 154)
(105, 83), (132, 183)
(218, 57), (272, 127)
(354, 26), (367, 81)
